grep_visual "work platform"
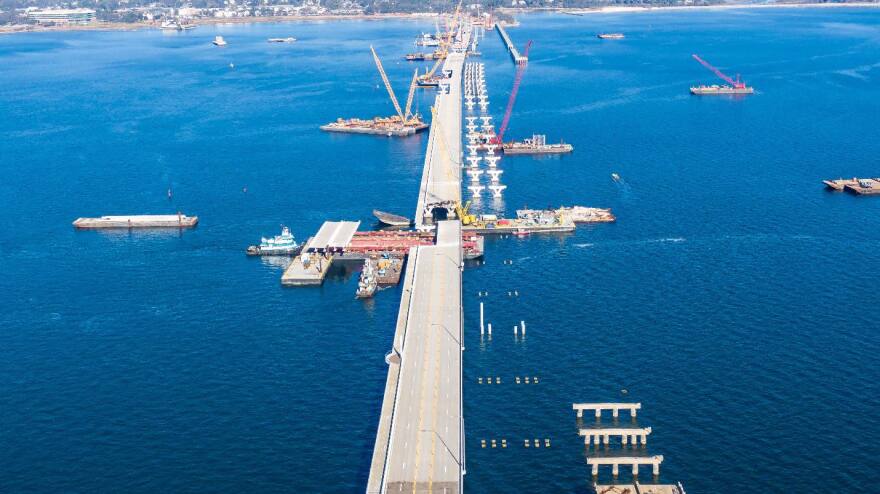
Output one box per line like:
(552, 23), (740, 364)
(496, 23), (527, 65)
(368, 22), (470, 494)
(281, 221), (358, 286)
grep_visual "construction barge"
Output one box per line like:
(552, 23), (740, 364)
(690, 54), (754, 95)
(503, 134), (573, 155)
(463, 211), (575, 235)
(823, 177), (880, 195)
(321, 117), (428, 137)
(73, 214), (198, 229)
(518, 206), (616, 223)
(323, 46), (428, 137)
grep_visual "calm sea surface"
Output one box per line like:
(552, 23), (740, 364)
(2, 9), (879, 493)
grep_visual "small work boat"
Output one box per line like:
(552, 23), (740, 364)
(213, 35), (227, 46)
(373, 209), (411, 227)
(356, 260), (378, 298)
(268, 37), (296, 43)
(611, 173), (621, 182)
(247, 226), (300, 256)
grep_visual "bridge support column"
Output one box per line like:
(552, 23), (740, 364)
(653, 463), (660, 476)
(594, 409), (601, 419)
(612, 408), (619, 419)
(641, 434), (647, 446)
(612, 463), (619, 477)
(591, 464), (598, 477)
(621, 435), (628, 446)
(632, 464), (639, 477)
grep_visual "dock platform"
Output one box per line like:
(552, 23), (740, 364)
(73, 214), (197, 229)
(281, 252), (332, 286)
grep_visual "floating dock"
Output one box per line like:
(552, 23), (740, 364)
(281, 252), (333, 286)
(823, 177), (880, 195)
(72, 214), (197, 229)
(496, 23), (528, 65)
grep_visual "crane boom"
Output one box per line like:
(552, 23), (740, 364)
(495, 40), (532, 144)
(692, 54), (744, 88)
(371, 45), (404, 120)
(404, 68), (418, 122)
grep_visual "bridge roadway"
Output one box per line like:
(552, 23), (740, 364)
(367, 26), (470, 494)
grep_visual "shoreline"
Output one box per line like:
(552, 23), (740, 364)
(548, 2), (880, 15)
(2, 3), (880, 36)
(0, 12), (442, 36)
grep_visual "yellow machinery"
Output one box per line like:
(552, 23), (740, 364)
(371, 46), (422, 125)
(455, 201), (476, 225)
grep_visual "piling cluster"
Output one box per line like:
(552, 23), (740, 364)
(464, 62), (507, 201)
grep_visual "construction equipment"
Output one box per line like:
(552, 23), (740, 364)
(455, 201), (476, 225)
(493, 40), (532, 144)
(690, 54), (753, 95)
(371, 45), (405, 121)
(403, 68), (419, 124)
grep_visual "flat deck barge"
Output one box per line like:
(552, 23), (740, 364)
(73, 214), (198, 229)
(824, 177), (880, 194)
(281, 252), (333, 286)
(464, 222), (575, 235)
(321, 120), (428, 137)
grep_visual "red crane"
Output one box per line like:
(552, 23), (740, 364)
(692, 54), (746, 89)
(493, 40), (533, 145)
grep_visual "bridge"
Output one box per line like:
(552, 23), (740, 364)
(367, 24), (470, 494)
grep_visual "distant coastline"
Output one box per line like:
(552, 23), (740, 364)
(0, 12), (441, 36)
(553, 1), (880, 16)
(2, 3), (879, 36)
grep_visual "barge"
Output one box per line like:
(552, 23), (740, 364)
(823, 177), (880, 195)
(73, 214), (198, 229)
(320, 117), (428, 137)
(690, 84), (754, 95)
(597, 33), (625, 39)
(463, 212), (575, 235)
(517, 206), (615, 223)
(502, 134), (573, 155)
(373, 209), (412, 227)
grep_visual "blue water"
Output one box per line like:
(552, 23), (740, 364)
(2, 9), (879, 493)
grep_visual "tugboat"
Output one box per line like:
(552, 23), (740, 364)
(356, 260), (378, 298)
(247, 226), (300, 256)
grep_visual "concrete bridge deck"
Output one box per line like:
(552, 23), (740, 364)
(414, 48), (466, 230)
(367, 24), (470, 494)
